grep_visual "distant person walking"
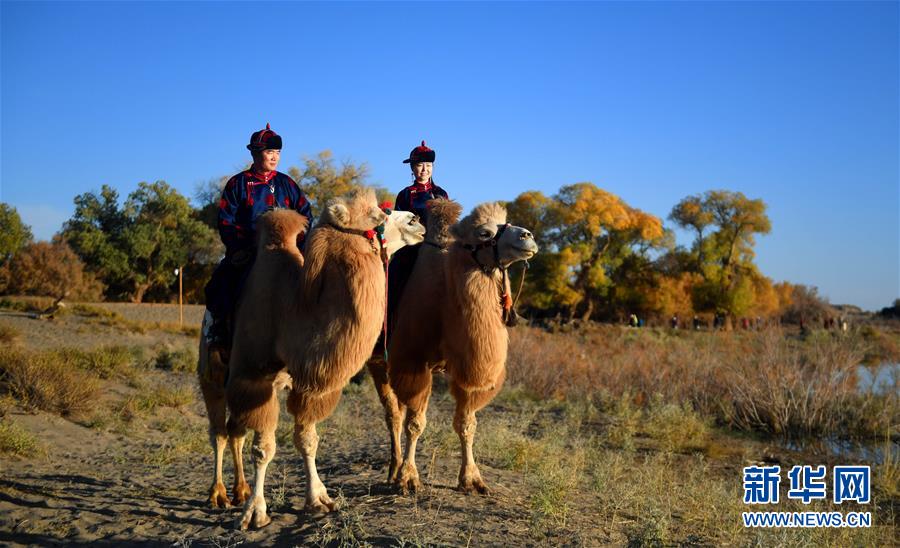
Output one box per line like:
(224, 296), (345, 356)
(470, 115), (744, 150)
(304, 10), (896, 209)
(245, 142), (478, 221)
(203, 124), (314, 349)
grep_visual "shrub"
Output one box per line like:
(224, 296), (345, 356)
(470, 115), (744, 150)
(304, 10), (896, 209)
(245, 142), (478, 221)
(52, 345), (137, 379)
(0, 348), (100, 417)
(0, 418), (40, 456)
(154, 345), (197, 373)
(4, 240), (104, 300)
(0, 324), (20, 345)
(507, 324), (886, 440)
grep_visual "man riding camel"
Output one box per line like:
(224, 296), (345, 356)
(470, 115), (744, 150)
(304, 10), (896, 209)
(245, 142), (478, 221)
(204, 124), (314, 349)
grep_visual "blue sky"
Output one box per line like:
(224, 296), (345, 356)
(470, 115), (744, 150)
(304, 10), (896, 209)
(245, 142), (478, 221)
(1, 1), (897, 310)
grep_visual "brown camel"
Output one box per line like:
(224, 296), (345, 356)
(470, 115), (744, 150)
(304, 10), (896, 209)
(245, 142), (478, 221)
(223, 188), (424, 529)
(371, 199), (538, 493)
(197, 199), (424, 516)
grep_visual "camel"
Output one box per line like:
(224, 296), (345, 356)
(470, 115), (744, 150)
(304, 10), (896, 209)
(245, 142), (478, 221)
(197, 198), (425, 516)
(370, 199), (538, 494)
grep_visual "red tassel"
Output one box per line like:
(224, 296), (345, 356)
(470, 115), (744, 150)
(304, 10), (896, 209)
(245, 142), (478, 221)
(266, 122), (270, 130)
(502, 293), (512, 311)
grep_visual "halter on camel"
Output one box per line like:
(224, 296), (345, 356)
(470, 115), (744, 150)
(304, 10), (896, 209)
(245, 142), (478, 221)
(462, 223), (529, 327)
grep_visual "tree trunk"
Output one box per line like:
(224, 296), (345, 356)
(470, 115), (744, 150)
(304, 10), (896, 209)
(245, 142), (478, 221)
(579, 298), (595, 322)
(131, 283), (151, 303)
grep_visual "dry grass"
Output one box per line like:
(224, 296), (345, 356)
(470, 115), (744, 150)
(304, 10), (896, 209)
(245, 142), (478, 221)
(508, 324), (898, 441)
(0, 348), (101, 417)
(153, 344), (197, 373)
(0, 418), (42, 456)
(0, 323), (21, 346)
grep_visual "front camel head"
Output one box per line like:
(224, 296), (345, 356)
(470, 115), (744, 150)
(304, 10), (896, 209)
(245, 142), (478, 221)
(451, 202), (539, 269)
(383, 209), (426, 258)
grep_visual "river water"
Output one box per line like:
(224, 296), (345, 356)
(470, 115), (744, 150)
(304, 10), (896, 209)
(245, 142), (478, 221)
(779, 363), (898, 464)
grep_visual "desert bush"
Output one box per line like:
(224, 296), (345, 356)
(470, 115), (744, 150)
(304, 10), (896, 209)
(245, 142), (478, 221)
(52, 345), (138, 379)
(643, 397), (710, 453)
(154, 345), (197, 373)
(0, 348), (100, 417)
(118, 382), (195, 421)
(0, 296), (55, 313)
(4, 240), (104, 300)
(0, 324), (20, 345)
(507, 324), (891, 440)
(0, 418), (40, 456)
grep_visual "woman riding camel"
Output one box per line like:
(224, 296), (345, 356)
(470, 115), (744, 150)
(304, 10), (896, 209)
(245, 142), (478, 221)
(386, 141), (450, 330)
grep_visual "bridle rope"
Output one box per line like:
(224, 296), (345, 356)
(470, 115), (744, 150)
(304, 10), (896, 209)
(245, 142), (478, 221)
(461, 223), (527, 327)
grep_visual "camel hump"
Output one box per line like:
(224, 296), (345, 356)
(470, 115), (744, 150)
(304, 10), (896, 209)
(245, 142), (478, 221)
(319, 187), (384, 231)
(256, 209), (310, 250)
(452, 202), (508, 238)
(424, 197), (463, 246)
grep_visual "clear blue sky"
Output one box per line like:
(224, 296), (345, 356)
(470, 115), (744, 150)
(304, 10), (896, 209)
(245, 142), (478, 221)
(1, 1), (897, 310)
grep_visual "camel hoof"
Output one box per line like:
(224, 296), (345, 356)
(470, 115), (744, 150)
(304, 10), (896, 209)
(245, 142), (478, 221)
(236, 497), (271, 530)
(395, 464), (421, 495)
(209, 482), (230, 508)
(387, 460), (400, 483)
(231, 481), (251, 506)
(458, 478), (490, 495)
(304, 495), (337, 515)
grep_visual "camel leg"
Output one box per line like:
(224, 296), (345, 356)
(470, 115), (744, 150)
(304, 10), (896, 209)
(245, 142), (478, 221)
(288, 388), (343, 514)
(229, 434), (251, 506)
(209, 433), (229, 508)
(394, 372), (432, 494)
(235, 428), (276, 530)
(199, 335), (231, 508)
(228, 383), (279, 531)
(199, 381), (230, 508)
(368, 359), (406, 482)
(450, 375), (504, 495)
(294, 422), (337, 514)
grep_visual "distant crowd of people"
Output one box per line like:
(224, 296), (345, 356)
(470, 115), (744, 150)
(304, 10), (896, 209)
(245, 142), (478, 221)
(625, 313), (851, 332)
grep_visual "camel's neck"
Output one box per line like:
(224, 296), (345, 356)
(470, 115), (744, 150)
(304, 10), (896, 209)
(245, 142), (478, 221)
(446, 246), (504, 330)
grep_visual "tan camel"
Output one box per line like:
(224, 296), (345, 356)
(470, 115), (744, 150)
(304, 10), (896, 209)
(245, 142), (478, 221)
(222, 188), (424, 529)
(372, 199), (538, 493)
(368, 198), (461, 482)
(197, 201), (424, 513)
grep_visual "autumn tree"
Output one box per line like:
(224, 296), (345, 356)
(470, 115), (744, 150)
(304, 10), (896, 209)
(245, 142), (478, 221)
(780, 284), (835, 325)
(669, 190), (771, 319)
(5, 239), (104, 300)
(507, 182), (666, 320)
(62, 182), (221, 302)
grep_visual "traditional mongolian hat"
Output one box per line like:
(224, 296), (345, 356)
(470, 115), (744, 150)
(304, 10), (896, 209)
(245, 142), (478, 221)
(402, 140), (435, 164)
(247, 123), (282, 152)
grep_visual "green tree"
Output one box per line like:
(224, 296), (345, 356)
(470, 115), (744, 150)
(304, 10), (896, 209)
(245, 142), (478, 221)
(669, 190), (771, 319)
(62, 182), (221, 302)
(0, 203), (33, 265)
(288, 150), (392, 213)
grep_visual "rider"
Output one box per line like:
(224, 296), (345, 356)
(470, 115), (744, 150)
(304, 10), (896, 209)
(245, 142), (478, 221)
(394, 140), (449, 226)
(204, 123), (314, 348)
(385, 141), (450, 336)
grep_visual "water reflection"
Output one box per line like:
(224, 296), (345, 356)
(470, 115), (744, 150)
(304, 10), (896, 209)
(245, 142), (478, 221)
(777, 363), (897, 464)
(856, 362), (899, 395)
(782, 438), (898, 465)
